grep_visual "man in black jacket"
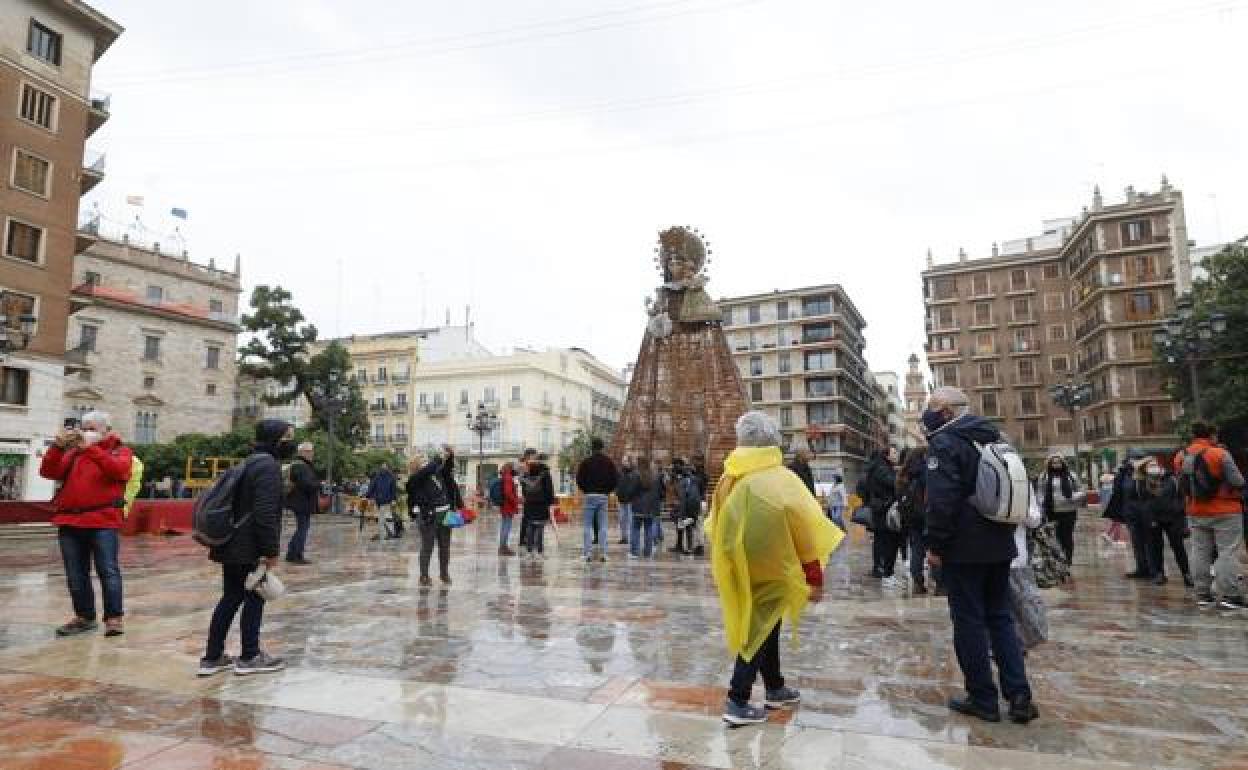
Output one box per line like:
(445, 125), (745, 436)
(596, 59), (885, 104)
(788, 449), (816, 497)
(199, 419), (290, 678)
(576, 438), (619, 562)
(285, 442), (320, 565)
(923, 388), (1037, 725)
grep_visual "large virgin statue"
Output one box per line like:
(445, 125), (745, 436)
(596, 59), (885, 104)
(611, 227), (749, 483)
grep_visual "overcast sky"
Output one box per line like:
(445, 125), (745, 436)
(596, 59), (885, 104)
(84, 0), (1246, 379)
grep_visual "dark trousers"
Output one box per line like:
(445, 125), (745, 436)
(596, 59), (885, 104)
(57, 526), (123, 621)
(943, 561), (1031, 710)
(419, 516), (452, 578)
(204, 563), (264, 661)
(1126, 515), (1151, 574)
(872, 529), (903, 576)
(524, 520), (546, 553)
(286, 510), (311, 560)
(1148, 519), (1191, 578)
(728, 621), (783, 705)
(1050, 512), (1076, 565)
(908, 526), (928, 586)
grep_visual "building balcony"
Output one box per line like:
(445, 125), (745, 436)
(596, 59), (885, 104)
(1013, 404), (1046, 418)
(369, 436), (387, 448)
(428, 403), (448, 417)
(86, 91), (111, 137)
(970, 347), (999, 360)
(925, 291), (960, 305)
(1077, 350), (1106, 374)
(392, 373), (411, 385)
(389, 403), (408, 414)
(63, 343), (92, 373)
(1088, 387), (1111, 405)
(1075, 315), (1105, 340)
(925, 345), (960, 360)
(389, 435), (408, 446)
(1008, 374), (1042, 388)
(81, 150), (106, 194)
(369, 403), (387, 413)
(1008, 341), (1040, 356)
(374, 374), (388, 385)
(970, 378), (1002, 389)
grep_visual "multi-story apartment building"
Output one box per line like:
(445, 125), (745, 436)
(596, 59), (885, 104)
(721, 284), (877, 487)
(872, 370), (906, 451)
(921, 180), (1190, 471)
(64, 236), (242, 444)
(0, 0), (121, 500)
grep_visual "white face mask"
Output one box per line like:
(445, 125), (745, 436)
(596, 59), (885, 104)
(81, 430), (102, 446)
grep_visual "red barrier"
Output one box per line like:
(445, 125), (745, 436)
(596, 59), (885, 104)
(0, 500), (194, 535)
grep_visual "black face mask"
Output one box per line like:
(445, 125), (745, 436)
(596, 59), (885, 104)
(277, 440), (296, 460)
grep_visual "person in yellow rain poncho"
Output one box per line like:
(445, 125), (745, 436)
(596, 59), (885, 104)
(707, 411), (845, 726)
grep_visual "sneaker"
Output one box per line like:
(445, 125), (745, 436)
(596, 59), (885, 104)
(722, 699), (767, 726)
(618, 538), (628, 545)
(1196, 593), (1217, 608)
(1125, 571), (1150, 580)
(440, 574), (452, 585)
(234, 651), (286, 676)
(104, 618), (124, 637)
(598, 553), (608, 563)
(948, 696), (1001, 723)
(55, 617), (98, 637)
(1219, 595), (1248, 611)
(764, 686), (801, 709)
(1008, 695), (1039, 724)
(197, 654), (235, 677)
(419, 575), (433, 587)
(285, 557), (313, 566)
(913, 581), (928, 596)
(585, 555), (595, 563)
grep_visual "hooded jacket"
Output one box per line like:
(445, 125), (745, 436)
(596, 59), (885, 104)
(923, 414), (1017, 565)
(210, 419), (287, 565)
(704, 446), (844, 663)
(41, 433), (134, 529)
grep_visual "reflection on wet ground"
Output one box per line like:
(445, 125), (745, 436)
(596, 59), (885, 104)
(0, 513), (1244, 769)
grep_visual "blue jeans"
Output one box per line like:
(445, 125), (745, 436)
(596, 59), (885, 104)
(583, 494), (609, 556)
(58, 526), (123, 621)
(499, 515), (514, 547)
(204, 563), (265, 661)
(286, 510), (311, 560)
(619, 502), (633, 543)
(943, 561), (1031, 709)
(630, 515), (655, 557)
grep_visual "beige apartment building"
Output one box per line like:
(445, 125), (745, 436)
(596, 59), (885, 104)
(720, 284), (878, 487)
(921, 180), (1190, 471)
(64, 235), (242, 444)
(0, 0), (120, 499)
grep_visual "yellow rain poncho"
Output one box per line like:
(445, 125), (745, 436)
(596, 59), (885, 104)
(705, 446), (844, 662)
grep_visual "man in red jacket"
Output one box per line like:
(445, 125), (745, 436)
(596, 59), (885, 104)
(40, 410), (134, 637)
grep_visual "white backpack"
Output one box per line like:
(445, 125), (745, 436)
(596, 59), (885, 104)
(969, 440), (1032, 524)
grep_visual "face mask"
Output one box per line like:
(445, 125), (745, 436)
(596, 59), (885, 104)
(921, 409), (948, 434)
(81, 430), (102, 446)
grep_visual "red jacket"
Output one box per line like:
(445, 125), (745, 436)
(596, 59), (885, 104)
(40, 435), (134, 529)
(500, 463), (520, 516)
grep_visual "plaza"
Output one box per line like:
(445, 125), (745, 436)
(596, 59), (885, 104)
(1, 514), (1245, 769)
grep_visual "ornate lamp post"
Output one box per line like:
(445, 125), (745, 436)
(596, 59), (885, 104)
(0, 314), (38, 361)
(1153, 293), (1229, 419)
(310, 370), (349, 514)
(1049, 377), (1094, 486)
(465, 401), (499, 496)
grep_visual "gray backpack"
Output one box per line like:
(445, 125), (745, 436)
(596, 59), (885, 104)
(969, 440), (1032, 524)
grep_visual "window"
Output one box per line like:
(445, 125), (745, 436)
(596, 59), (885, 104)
(133, 412), (158, 445)
(974, 333), (995, 356)
(778, 352), (791, 374)
(4, 220), (43, 262)
(721, 307), (734, 325)
(1017, 359), (1036, 383)
(19, 84), (56, 129)
(205, 345), (220, 370)
(747, 304), (761, 323)
(209, 299), (224, 314)
(146, 285), (164, 303)
(143, 335), (161, 361)
(0, 367), (30, 405)
(511, 385), (521, 403)
(1051, 355), (1070, 375)
(12, 150), (50, 196)
(933, 334), (956, 352)
(938, 365), (959, 387)
(802, 295), (832, 317)
(484, 385), (497, 403)
(933, 307), (955, 329)
(1055, 418), (1073, 437)
(750, 356), (763, 376)
(1131, 330), (1153, 355)
(749, 382), (763, 402)
(376, 366), (388, 382)
(1012, 328), (1033, 352)
(777, 301), (789, 321)
(84, 271), (101, 287)
(1140, 405), (1158, 434)
(1135, 367), (1162, 396)
(931, 277), (958, 301)
(142, 375), (155, 389)
(1019, 391), (1038, 415)
(459, 389), (469, 405)
(1121, 219), (1151, 245)
(973, 302), (992, 325)
(1011, 297), (1031, 321)
(806, 377), (836, 398)
(1023, 421), (1042, 445)
(981, 392), (999, 417)
(1, 291), (36, 333)
(1010, 269), (1028, 291)
(27, 20), (62, 65)
(396, 392), (408, 407)
(1127, 291), (1156, 318)
(1044, 293), (1064, 311)
(434, 392), (447, 407)
(356, 368), (367, 383)
(972, 274), (990, 296)
(78, 324), (97, 352)
(978, 361), (996, 385)
(779, 380), (792, 400)
(802, 322), (833, 343)
(804, 350), (836, 371)
(1043, 263), (1061, 279)
(1048, 324), (1067, 342)
(779, 406), (793, 428)
(206, 383), (217, 396)
(807, 403), (837, 425)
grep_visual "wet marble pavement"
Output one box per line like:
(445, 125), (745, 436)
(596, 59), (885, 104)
(1, 514), (1246, 769)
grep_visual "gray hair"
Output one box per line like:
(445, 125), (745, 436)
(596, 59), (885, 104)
(81, 410), (111, 429)
(927, 387), (970, 417)
(736, 410), (782, 448)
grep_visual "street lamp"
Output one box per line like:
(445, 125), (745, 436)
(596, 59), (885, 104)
(466, 401), (499, 497)
(1154, 293), (1231, 418)
(310, 371), (349, 514)
(1049, 377), (1094, 487)
(0, 314), (39, 360)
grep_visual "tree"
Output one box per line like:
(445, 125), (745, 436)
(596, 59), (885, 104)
(237, 285), (368, 448)
(131, 428), (256, 487)
(558, 429), (596, 478)
(1157, 238), (1248, 448)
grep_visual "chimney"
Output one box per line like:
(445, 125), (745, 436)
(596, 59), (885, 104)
(991, 242), (999, 257)
(1025, 237), (1034, 253)
(1125, 185), (1136, 204)
(1160, 174), (1172, 196)
(1092, 185), (1103, 211)
(925, 248), (934, 268)
(958, 247), (967, 262)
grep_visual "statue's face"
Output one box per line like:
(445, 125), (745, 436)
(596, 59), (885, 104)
(667, 254), (693, 282)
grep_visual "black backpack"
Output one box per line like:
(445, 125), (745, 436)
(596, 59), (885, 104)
(1179, 449), (1219, 501)
(192, 456), (258, 547)
(521, 473), (545, 503)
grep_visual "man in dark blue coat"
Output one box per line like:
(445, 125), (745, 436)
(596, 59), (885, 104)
(923, 387), (1037, 725)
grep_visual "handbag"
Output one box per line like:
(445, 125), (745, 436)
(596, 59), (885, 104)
(851, 505), (873, 528)
(1008, 566), (1049, 649)
(244, 563), (286, 602)
(1028, 521), (1070, 588)
(442, 509), (466, 528)
(884, 502), (903, 533)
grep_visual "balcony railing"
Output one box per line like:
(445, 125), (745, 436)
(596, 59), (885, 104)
(1009, 341), (1038, 354)
(87, 91), (111, 136)
(392, 372), (411, 385)
(429, 403), (448, 416)
(389, 435), (408, 445)
(81, 150), (107, 194)
(1075, 315), (1104, 339)
(1077, 350), (1106, 373)
(390, 403), (408, 414)
(1014, 404), (1045, 418)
